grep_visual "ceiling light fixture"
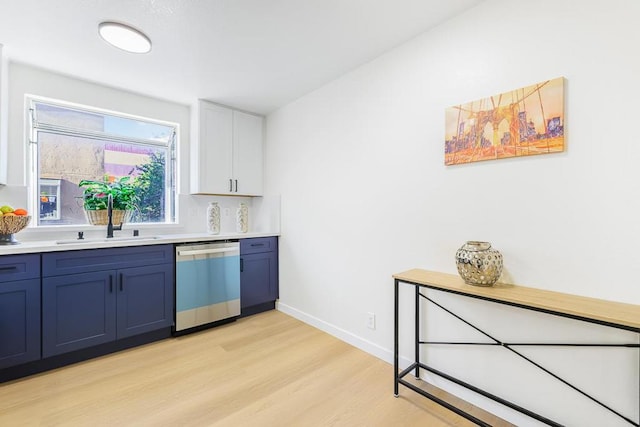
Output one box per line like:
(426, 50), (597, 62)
(98, 21), (151, 54)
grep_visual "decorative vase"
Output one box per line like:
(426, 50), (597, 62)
(236, 203), (248, 233)
(206, 202), (220, 234)
(455, 241), (503, 286)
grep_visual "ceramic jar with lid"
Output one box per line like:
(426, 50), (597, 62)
(236, 203), (248, 233)
(206, 202), (220, 234)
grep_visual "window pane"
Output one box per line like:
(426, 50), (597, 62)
(32, 99), (176, 227)
(35, 103), (174, 144)
(104, 116), (174, 144)
(35, 103), (103, 132)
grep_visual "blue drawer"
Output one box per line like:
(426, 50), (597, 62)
(240, 237), (277, 255)
(43, 244), (173, 277)
(0, 254), (40, 283)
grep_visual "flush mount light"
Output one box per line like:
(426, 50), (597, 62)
(98, 21), (151, 54)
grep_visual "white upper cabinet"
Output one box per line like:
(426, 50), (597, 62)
(232, 110), (263, 195)
(191, 100), (263, 196)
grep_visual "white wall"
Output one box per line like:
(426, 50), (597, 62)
(0, 45), (7, 185)
(0, 62), (275, 240)
(266, 0), (640, 425)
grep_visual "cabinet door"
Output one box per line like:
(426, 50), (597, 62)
(42, 271), (116, 357)
(191, 101), (233, 194)
(240, 251), (278, 309)
(233, 110), (263, 196)
(0, 279), (41, 369)
(116, 264), (174, 339)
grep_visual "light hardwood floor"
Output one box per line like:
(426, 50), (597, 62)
(0, 311), (514, 426)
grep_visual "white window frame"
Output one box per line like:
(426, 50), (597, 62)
(27, 95), (178, 229)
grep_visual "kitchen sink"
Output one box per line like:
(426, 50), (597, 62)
(55, 236), (161, 245)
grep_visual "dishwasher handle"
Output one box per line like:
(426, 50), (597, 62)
(177, 247), (239, 257)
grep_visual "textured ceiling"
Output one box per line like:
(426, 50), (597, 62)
(0, 0), (484, 114)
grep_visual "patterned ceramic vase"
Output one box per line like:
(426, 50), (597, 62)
(236, 203), (248, 233)
(206, 202), (220, 234)
(455, 241), (503, 286)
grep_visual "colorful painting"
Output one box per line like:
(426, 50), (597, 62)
(445, 77), (564, 165)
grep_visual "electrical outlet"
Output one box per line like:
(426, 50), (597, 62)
(223, 208), (230, 217)
(366, 312), (376, 330)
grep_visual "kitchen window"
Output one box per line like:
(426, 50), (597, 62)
(28, 97), (177, 227)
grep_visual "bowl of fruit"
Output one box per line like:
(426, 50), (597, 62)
(0, 206), (31, 245)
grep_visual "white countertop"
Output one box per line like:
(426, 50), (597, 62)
(0, 231), (279, 255)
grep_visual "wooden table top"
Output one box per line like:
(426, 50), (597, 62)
(393, 269), (640, 331)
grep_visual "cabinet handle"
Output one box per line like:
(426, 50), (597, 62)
(240, 258), (244, 272)
(120, 273), (124, 291)
(250, 243), (265, 247)
(0, 266), (18, 272)
(109, 275), (113, 293)
(235, 179), (238, 192)
(229, 179), (233, 192)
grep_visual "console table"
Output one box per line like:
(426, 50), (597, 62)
(393, 269), (640, 426)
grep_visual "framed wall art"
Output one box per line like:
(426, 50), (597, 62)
(445, 77), (564, 165)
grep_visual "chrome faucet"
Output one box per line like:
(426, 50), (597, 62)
(106, 194), (123, 238)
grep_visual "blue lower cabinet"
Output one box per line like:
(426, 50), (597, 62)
(43, 271), (117, 358)
(117, 264), (173, 339)
(241, 251), (278, 308)
(42, 245), (174, 357)
(0, 278), (41, 369)
(240, 237), (279, 316)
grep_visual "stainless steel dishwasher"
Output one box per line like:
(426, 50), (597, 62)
(174, 241), (240, 334)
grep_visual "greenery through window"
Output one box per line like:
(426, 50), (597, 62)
(29, 98), (177, 226)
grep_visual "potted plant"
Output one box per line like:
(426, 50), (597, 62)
(78, 175), (137, 226)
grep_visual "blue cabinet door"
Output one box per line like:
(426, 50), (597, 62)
(117, 264), (174, 339)
(240, 251), (278, 309)
(0, 278), (41, 369)
(41, 245), (174, 358)
(42, 271), (117, 358)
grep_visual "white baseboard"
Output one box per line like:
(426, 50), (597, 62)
(276, 302), (412, 369)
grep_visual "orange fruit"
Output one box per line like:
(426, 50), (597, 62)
(14, 208), (28, 216)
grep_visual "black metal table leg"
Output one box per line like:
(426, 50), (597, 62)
(414, 283), (420, 379)
(394, 279), (399, 397)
